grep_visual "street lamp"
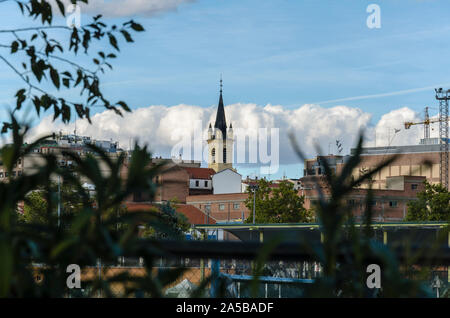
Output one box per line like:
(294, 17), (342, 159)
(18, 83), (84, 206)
(249, 183), (259, 224)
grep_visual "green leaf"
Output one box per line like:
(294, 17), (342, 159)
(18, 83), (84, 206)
(120, 30), (133, 43)
(56, 0), (66, 16)
(15, 89), (26, 110)
(108, 33), (119, 51)
(131, 22), (145, 32)
(50, 67), (60, 89)
(117, 101), (130, 112)
(11, 41), (19, 54)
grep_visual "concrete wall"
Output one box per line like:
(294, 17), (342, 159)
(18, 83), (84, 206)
(212, 169), (242, 194)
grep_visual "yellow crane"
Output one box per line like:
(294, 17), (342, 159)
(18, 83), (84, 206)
(404, 107), (438, 137)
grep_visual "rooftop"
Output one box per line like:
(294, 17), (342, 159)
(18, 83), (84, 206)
(184, 167), (216, 180)
(352, 143), (443, 156)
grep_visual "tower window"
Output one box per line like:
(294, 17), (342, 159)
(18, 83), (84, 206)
(223, 148), (227, 163)
(211, 148), (216, 163)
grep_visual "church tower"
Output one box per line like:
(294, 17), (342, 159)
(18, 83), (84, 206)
(207, 78), (234, 172)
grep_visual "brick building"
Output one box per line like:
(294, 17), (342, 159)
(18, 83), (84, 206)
(0, 133), (124, 184)
(300, 140), (448, 221)
(184, 167), (215, 196)
(300, 175), (426, 221)
(186, 193), (250, 223)
(303, 142), (449, 190)
(122, 158), (217, 204)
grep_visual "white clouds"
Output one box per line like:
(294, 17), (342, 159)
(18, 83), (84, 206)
(29, 102), (432, 167)
(371, 107), (442, 147)
(54, 0), (195, 17)
(28, 102), (374, 165)
(373, 107), (420, 147)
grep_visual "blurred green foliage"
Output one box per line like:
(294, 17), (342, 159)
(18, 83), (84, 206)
(140, 202), (191, 240)
(0, 0), (447, 299)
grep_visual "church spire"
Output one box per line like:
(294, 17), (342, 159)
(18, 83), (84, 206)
(214, 76), (227, 139)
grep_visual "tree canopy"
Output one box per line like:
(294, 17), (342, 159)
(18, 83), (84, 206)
(405, 181), (450, 221)
(0, 0), (144, 130)
(244, 179), (313, 224)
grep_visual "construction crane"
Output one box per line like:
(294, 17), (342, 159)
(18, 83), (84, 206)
(435, 88), (450, 190)
(403, 88), (449, 190)
(404, 106), (435, 133)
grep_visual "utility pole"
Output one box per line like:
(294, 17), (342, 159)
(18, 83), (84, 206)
(249, 183), (259, 224)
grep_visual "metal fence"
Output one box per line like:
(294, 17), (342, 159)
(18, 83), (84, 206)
(60, 256), (448, 298)
(53, 226), (450, 298)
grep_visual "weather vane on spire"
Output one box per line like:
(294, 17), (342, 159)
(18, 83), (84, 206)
(220, 74), (223, 94)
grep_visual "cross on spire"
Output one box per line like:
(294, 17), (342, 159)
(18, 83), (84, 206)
(214, 75), (227, 139)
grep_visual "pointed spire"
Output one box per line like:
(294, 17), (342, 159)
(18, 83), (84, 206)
(214, 76), (227, 139)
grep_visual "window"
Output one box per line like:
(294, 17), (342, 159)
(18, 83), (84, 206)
(411, 184), (418, 190)
(369, 200), (377, 207)
(219, 204), (225, 211)
(233, 203), (240, 210)
(0, 172), (3, 178)
(223, 148), (227, 163)
(211, 148), (216, 163)
(204, 181), (208, 187)
(347, 199), (356, 206)
(17, 171), (22, 176)
(195, 180), (199, 187)
(205, 205), (211, 212)
(389, 201), (398, 207)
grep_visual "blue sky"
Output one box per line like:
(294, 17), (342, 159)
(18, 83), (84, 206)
(1, 0), (450, 179)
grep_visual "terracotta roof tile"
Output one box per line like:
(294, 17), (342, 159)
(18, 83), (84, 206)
(124, 202), (215, 225)
(175, 204), (216, 225)
(183, 167), (216, 180)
